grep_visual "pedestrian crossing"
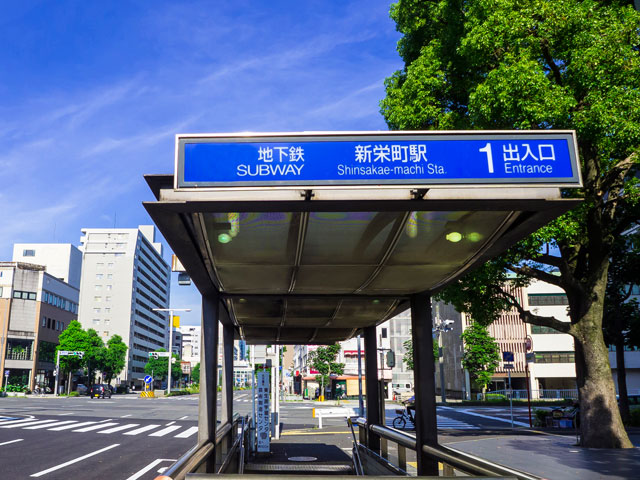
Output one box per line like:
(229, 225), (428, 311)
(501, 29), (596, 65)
(383, 415), (478, 430)
(0, 417), (198, 439)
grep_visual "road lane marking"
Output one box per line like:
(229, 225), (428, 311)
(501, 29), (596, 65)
(0, 439), (24, 446)
(165, 421), (175, 426)
(1, 419), (59, 429)
(73, 422), (118, 432)
(121, 414), (132, 418)
(0, 418), (40, 426)
(178, 415), (189, 420)
(24, 420), (77, 430)
(57, 413), (74, 416)
(174, 426), (198, 438)
(98, 424), (140, 434)
(149, 425), (181, 437)
(30, 443), (120, 477)
(49, 421), (96, 431)
(123, 424), (161, 436)
(439, 406), (529, 427)
(125, 458), (176, 480)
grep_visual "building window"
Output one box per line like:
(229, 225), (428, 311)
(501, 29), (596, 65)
(106, 296), (112, 302)
(93, 308), (101, 314)
(381, 328), (388, 339)
(531, 325), (563, 334)
(534, 351), (575, 364)
(96, 274), (103, 280)
(95, 285), (102, 290)
(23, 249), (35, 257)
(106, 285), (112, 291)
(92, 319), (100, 325)
(528, 294), (569, 306)
(47, 318), (52, 329)
(94, 296), (102, 302)
(42, 317), (47, 327)
(104, 319), (110, 325)
(108, 263), (114, 268)
(104, 307), (111, 313)
(107, 274), (113, 279)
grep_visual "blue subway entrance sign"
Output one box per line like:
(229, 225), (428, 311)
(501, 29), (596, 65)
(175, 131), (581, 188)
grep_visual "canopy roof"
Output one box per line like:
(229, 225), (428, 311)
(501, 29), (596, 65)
(145, 179), (578, 344)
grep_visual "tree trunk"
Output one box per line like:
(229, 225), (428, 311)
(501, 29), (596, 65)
(615, 337), (630, 424)
(573, 309), (632, 448)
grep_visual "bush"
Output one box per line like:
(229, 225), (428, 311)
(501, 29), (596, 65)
(485, 393), (507, 402)
(166, 389), (191, 397)
(69, 391), (79, 397)
(628, 408), (640, 427)
(533, 408), (549, 427)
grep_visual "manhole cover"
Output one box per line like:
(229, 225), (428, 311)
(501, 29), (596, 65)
(288, 456), (317, 462)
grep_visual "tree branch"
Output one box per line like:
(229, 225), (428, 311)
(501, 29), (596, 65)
(540, 38), (563, 86)
(500, 289), (571, 334)
(509, 263), (563, 288)
(521, 252), (563, 269)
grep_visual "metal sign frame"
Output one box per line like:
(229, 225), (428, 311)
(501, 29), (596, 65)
(175, 130), (582, 190)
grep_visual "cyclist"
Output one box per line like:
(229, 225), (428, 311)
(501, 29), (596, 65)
(403, 395), (416, 423)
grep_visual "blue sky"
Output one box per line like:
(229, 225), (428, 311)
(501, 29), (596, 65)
(0, 1), (403, 325)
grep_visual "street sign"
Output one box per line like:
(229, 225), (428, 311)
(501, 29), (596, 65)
(144, 375), (153, 385)
(149, 351), (171, 359)
(525, 336), (533, 352)
(4, 370), (9, 376)
(502, 351), (515, 362)
(176, 131), (581, 189)
(256, 371), (271, 453)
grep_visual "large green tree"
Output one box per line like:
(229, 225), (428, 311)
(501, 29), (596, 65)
(101, 335), (128, 385)
(382, 0), (640, 448)
(84, 329), (105, 385)
(144, 349), (182, 384)
(309, 344), (345, 397)
(56, 320), (89, 393)
(460, 322), (501, 396)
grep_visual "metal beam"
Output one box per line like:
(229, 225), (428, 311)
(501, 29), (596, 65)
(199, 293), (220, 472)
(410, 293), (438, 476)
(221, 323), (235, 425)
(364, 326), (380, 453)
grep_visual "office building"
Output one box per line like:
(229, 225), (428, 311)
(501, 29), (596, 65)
(178, 325), (201, 367)
(0, 261), (79, 390)
(77, 225), (170, 386)
(12, 244), (82, 289)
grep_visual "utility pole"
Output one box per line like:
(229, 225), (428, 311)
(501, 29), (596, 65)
(433, 303), (454, 404)
(153, 308), (191, 394)
(357, 335), (364, 416)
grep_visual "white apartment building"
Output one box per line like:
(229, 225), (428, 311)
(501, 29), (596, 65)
(178, 325), (201, 367)
(77, 226), (170, 386)
(13, 244), (82, 289)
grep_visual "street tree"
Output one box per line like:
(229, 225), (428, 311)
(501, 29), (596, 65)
(309, 344), (345, 398)
(603, 228), (640, 423)
(191, 362), (200, 384)
(402, 333), (438, 370)
(460, 322), (500, 397)
(101, 335), (128, 386)
(84, 329), (105, 385)
(382, 0), (640, 448)
(56, 320), (88, 393)
(144, 348), (182, 383)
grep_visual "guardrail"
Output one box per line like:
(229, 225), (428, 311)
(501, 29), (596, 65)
(481, 389), (578, 400)
(353, 417), (541, 479)
(154, 414), (247, 480)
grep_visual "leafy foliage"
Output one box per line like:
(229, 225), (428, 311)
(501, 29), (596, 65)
(382, 0), (640, 448)
(191, 362), (200, 384)
(309, 344), (345, 387)
(56, 320), (89, 374)
(402, 332), (438, 370)
(460, 323), (501, 392)
(144, 348), (182, 382)
(101, 335), (128, 384)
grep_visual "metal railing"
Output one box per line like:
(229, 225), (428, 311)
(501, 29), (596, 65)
(481, 389), (578, 400)
(353, 417), (541, 479)
(155, 414), (248, 480)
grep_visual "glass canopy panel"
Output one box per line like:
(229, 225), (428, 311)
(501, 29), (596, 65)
(293, 266), (376, 294)
(363, 265), (467, 294)
(313, 328), (356, 343)
(231, 298), (283, 320)
(388, 211), (512, 265)
(331, 298), (398, 327)
(302, 212), (403, 265)
(204, 212), (299, 265)
(285, 298), (340, 318)
(217, 266), (292, 293)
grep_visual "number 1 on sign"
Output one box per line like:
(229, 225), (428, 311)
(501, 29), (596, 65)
(479, 143), (494, 173)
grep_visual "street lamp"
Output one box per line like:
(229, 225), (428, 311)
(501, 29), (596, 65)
(433, 304), (454, 404)
(152, 308), (191, 394)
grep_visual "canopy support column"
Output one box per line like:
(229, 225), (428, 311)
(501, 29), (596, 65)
(198, 293), (220, 472)
(221, 323), (235, 424)
(364, 325), (380, 453)
(411, 293), (439, 476)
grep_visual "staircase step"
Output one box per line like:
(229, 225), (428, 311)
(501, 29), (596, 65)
(245, 462), (353, 474)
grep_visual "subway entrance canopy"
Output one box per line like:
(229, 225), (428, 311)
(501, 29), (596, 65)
(144, 131), (582, 345)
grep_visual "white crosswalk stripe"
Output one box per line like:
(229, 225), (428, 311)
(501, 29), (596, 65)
(384, 415), (478, 430)
(73, 422), (119, 432)
(24, 420), (77, 430)
(49, 421), (95, 431)
(174, 426), (198, 438)
(98, 424), (140, 434)
(5, 416), (199, 438)
(123, 424), (161, 436)
(149, 425), (182, 437)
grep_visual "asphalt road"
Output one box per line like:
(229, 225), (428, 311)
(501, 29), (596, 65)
(0, 393), (580, 479)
